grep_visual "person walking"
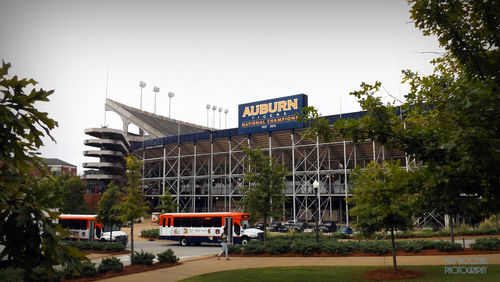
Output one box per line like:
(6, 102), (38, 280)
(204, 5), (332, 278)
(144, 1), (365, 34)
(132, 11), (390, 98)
(217, 230), (229, 260)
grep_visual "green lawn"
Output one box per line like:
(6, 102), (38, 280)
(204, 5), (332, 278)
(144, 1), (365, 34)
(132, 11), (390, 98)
(181, 265), (500, 282)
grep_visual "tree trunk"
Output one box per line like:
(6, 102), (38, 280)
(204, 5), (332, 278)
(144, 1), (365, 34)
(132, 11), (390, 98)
(390, 225), (397, 270)
(496, 214), (499, 232)
(450, 215), (455, 243)
(130, 222), (134, 262)
(263, 216), (267, 246)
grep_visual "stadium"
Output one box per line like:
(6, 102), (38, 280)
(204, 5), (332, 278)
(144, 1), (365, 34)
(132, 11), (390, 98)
(83, 94), (408, 225)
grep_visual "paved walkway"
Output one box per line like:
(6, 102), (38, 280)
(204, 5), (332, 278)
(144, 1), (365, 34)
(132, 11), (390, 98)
(99, 253), (500, 281)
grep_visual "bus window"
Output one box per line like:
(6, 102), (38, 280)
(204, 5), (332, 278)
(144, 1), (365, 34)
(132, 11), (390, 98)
(213, 217), (222, 227)
(202, 217), (212, 227)
(192, 217), (202, 227)
(181, 217), (191, 227)
(174, 217), (182, 227)
(162, 218), (166, 228)
(234, 222), (241, 235)
(168, 218), (171, 227)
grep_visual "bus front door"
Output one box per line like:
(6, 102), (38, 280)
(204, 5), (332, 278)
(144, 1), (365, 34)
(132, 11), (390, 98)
(224, 217), (233, 244)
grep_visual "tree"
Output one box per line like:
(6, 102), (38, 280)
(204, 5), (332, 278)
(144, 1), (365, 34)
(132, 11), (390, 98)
(350, 161), (416, 270)
(120, 154), (148, 261)
(0, 61), (85, 278)
(155, 188), (178, 213)
(61, 175), (89, 214)
(299, 0), (499, 241)
(239, 146), (289, 245)
(96, 182), (122, 242)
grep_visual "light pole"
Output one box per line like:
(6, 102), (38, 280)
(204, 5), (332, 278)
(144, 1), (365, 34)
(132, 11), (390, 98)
(218, 107), (223, 129)
(153, 86), (160, 114)
(139, 81), (146, 110)
(313, 180), (320, 242)
(224, 109), (228, 129)
(206, 104), (211, 127)
(168, 92), (175, 118)
(212, 105), (217, 128)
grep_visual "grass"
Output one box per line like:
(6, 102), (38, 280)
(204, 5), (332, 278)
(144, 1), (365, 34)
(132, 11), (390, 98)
(181, 265), (500, 282)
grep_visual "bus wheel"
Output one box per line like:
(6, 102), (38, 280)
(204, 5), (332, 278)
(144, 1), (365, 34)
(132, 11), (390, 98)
(180, 237), (189, 246)
(241, 237), (249, 245)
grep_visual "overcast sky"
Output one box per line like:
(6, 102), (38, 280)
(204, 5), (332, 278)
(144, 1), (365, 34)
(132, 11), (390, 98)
(0, 0), (442, 174)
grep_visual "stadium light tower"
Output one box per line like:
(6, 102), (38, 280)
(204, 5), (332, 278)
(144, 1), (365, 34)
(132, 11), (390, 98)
(224, 109), (228, 129)
(139, 81), (146, 110)
(153, 86), (160, 114)
(218, 107), (223, 129)
(212, 105), (217, 129)
(168, 92), (175, 118)
(206, 104), (211, 127)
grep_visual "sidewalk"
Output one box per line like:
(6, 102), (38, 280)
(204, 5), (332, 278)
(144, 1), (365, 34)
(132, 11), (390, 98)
(99, 253), (500, 282)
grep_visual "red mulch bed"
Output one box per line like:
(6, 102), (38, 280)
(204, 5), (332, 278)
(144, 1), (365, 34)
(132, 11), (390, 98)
(231, 248), (500, 257)
(61, 262), (181, 282)
(362, 268), (425, 281)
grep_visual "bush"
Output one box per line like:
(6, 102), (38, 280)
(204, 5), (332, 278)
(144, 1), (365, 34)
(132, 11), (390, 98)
(329, 233), (351, 239)
(266, 238), (292, 254)
(98, 257), (123, 273)
(471, 238), (500, 251)
(321, 239), (359, 255)
(397, 241), (424, 253)
(0, 267), (24, 282)
(63, 261), (97, 279)
(141, 228), (160, 239)
(132, 250), (155, 265)
(228, 244), (242, 254)
(292, 239), (321, 255)
(80, 262), (98, 277)
(63, 240), (125, 252)
(360, 240), (391, 255)
(28, 266), (62, 282)
(157, 249), (179, 263)
(433, 240), (463, 252)
(242, 241), (266, 255)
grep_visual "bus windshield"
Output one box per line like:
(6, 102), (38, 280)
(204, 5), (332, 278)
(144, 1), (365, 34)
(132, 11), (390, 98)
(241, 220), (252, 229)
(103, 225), (121, 232)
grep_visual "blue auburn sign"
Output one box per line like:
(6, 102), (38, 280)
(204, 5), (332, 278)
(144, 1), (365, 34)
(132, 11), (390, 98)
(238, 94), (308, 134)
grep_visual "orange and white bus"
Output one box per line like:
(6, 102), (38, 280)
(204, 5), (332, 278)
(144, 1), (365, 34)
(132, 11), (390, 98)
(159, 212), (263, 246)
(58, 214), (128, 245)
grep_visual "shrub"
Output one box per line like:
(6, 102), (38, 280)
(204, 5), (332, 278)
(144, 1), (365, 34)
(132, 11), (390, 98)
(292, 239), (320, 255)
(63, 261), (97, 279)
(471, 238), (500, 251)
(132, 250), (155, 265)
(329, 233), (351, 239)
(63, 240), (125, 252)
(102, 242), (126, 252)
(242, 241), (266, 255)
(360, 240), (391, 255)
(320, 240), (360, 255)
(433, 240), (463, 252)
(157, 249), (179, 263)
(397, 241), (424, 253)
(266, 238), (292, 254)
(0, 267), (24, 282)
(98, 257), (123, 273)
(141, 228), (160, 239)
(80, 262), (98, 277)
(228, 244), (242, 254)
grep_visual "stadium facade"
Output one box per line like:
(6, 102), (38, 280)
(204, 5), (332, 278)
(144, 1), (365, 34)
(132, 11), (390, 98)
(84, 94), (408, 224)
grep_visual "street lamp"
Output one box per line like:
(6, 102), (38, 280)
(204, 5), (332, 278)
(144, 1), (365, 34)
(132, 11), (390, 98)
(313, 180), (320, 242)
(139, 81), (146, 110)
(168, 92), (175, 118)
(224, 109), (228, 129)
(218, 107), (223, 129)
(206, 104), (211, 127)
(212, 105), (217, 128)
(153, 86), (160, 114)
